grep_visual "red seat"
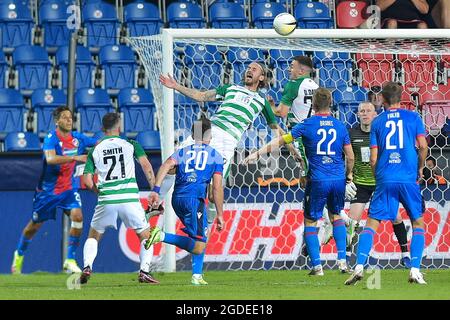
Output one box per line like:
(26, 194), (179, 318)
(423, 104), (448, 132)
(399, 54), (436, 88)
(336, 1), (367, 28)
(419, 84), (450, 105)
(356, 53), (394, 88)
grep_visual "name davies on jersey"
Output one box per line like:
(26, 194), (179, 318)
(103, 147), (123, 156)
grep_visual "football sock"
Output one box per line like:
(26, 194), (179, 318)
(163, 233), (196, 253)
(67, 235), (80, 260)
(356, 227), (375, 265)
(17, 235), (31, 256)
(393, 221), (409, 253)
(333, 219), (347, 260)
(140, 239), (153, 273)
(192, 248), (205, 275)
(304, 226), (321, 267)
(159, 174), (175, 199)
(83, 238), (98, 269)
(410, 228), (425, 269)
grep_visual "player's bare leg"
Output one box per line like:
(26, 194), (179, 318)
(63, 208), (83, 273)
(347, 202), (366, 257)
(11, 220), (43, 274)
(80, 228), (103, 284)
(408, 218), (427, 284)
(137, 228), (159, 284)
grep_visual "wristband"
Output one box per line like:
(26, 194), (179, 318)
(152, 186), (161, 194)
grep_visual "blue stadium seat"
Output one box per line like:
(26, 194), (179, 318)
(124, 2), (162, 37)
(269, 49), (305, 89)
(31, 89), (67, 137)
(332, 85), (368, 128)
(136, 130), (161, 151)
(313, 51), (352, 88)
(75, 88), (114, 133)
(209, 2), (248, 29)
(4, 131), (41, 151)
(252, 2), (285, 29)
(294, 1), (333, 29)
(118, 88), (155, 136)
(99, 45), (138, 94)
(39, 1), (73, 52)
(184, 45), (222, 89)
(0, 50), (7, 88)
(0, 2), (33, 52)
(0, 88), (26, 138)
(227, 47), (266, 85)
(167, 2), (205, 28)
(13, 45), (52, 96)
(56, 45), (95, 90)
(82, 2), (119, 52)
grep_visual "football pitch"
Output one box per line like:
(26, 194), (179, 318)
(0, 269), (449, 300)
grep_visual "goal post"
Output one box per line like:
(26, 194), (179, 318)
(128, 29), (450, 273)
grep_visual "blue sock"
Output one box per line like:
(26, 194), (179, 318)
(333, 219), (347, 260)
(410, 228), (425, 269)
(304, 226), (321, 267)
(356, 227), (376, 265)
(192, 248), (205, 275)
(164, 233), (196, 253)
(17, 235), (32, 256)
(67, 235), (80, 260)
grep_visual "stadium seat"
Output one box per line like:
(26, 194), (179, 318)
(75, 88), (114, 133)
(294, 1), (333, 29)
(56, 45), (95, 90)
(333, 85), (368, 128)
(135, 130), (161, 151)
(174, 92), (200, 143)
(4, 131), (41, 151)
(0, 2), (33, 52)
(39, 1), (74, 52)
(167, 2), (205, 28)
(118, 88), (155, 136)
(399, 54), (436, 88)
(356, 53), (394, 88)
(252, 2), (285, 29)
(313, 51), (352, 88)
(184, 44), (223, 89)
(227, 47), (266, 85)
(124, 1), (162, 37)
(31, 88), (67, 137)
(209, 2), (248, 29)
(0, 50), (7, 88)
(269, 49), (305, 89)
(336, 1), (367, 28)
(419, 84), (450, 105)
(82, 2), (119, 51)
(12, 45), (52, 96)
(0, 88), (26, 138)
(99, 45), (138, 94)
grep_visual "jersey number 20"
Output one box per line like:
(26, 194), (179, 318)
(185, 150), (208, 173)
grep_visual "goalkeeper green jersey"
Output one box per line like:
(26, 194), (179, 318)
(211, 84), (278, 141)
(280, 75), (319, 128)
(349, 126), (376, 186)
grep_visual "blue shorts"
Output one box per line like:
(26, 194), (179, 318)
(32, 190), (82, 223)
(368, 183), (424, 222)
(172, 197), (208, 242)
(303, 179), (345, 221)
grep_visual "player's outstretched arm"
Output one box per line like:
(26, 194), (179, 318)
(212, 173), (224, 231)
(159, 74), (217, 102)
(45, 149), (86, 165)
(138, 156), (156, 190)
(243, 136), (287, 164)
(149, 158), (177, 206)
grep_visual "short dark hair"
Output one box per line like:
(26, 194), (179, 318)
(381, 82), (402, 105)
(102, 113), (121, 131)
(293, 55), (313, 70)
(53, 106), (72, 120)
(313, 88), (332, 111)
(191, 116), (212, 141)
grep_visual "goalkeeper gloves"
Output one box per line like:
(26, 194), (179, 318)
(345, 182), (357, 200)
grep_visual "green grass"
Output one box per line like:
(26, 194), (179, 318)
(0, 269), (449, 300)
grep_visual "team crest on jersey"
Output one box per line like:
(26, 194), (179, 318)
(32, 212), (38, 221)
(72, 138), (79, 147)
(389, 152), (401, 164)
(322, 156), (333, 164)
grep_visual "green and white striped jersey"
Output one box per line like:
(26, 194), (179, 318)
(281, 75), (319, 128)
(84, 136), (146, 205)
(211, 84), (278, 141)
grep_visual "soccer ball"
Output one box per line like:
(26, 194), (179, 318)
(273, 12), (297, 36)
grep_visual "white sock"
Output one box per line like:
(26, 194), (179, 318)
(140, 239), (153, 273)
(159, 174), (175, 199)
(354, 264), (364, 274)
(192, 273), (202, 279)
(83, 238), (98, 269)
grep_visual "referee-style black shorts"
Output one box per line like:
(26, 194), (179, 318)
(350, 183), (375, 204)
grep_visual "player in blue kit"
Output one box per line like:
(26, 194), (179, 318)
(345, 82), (428, 285)
(11, 106), (97, 274)
(146, 117), (224, 285)
(245, 88), (355, 275)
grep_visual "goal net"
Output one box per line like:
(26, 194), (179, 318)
(127, 29), (450, 272)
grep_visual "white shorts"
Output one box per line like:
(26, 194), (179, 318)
(91, 202), (149, 234)
(179, 125), (238, 178)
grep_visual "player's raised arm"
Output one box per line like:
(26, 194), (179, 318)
(243, 135), (287, 164)
(159, 74), (217, 102)
(267, 95), (289, 118)
(44, 149), (86, 165)
(148, 157), (177, 207)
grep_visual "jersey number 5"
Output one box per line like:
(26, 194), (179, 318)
(317, 128), (337, 155)
(104, 154), (125, 181)
(185, 150), (208, 173)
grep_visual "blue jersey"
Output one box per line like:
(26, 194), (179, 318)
(291, 114), (350, 181)
(171, 143), (224, 199)
(370, 108), (425, 184)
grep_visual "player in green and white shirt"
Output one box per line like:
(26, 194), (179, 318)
(81, 113), (159, 285)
